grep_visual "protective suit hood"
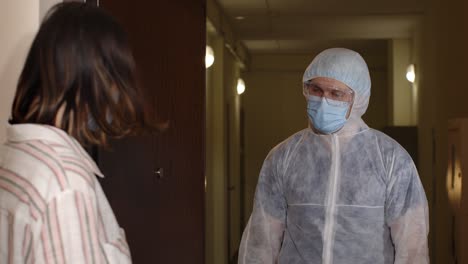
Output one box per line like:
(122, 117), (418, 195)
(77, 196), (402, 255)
(303, 48), (371, 135)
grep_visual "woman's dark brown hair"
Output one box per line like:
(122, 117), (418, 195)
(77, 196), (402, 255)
(10, 2), (148, 145)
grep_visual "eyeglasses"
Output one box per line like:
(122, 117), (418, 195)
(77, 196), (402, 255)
(303, 81), (354, 106)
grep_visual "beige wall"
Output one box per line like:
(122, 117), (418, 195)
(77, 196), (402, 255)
(205, 24), (244, 264)
(205, 33), (228, 264)
(388, 39), (415, 126)
(223, 49), (242, 261)
(243, 51), (389, 222)
(0, 0), (60, 143)
(363, 62), (389, 131)
(0, 2), (39, 143)
(205, 0), (247, 261)
(40, 0), (61, 19)
(417, 0), (468, 262)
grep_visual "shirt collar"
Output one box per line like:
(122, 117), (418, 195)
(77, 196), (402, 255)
(6, 124), (105, 178)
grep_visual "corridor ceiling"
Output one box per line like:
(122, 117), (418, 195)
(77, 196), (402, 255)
(216, 0), (424, 55)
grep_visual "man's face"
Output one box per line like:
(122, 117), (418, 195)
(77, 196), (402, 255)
(304, 77), (355, 118)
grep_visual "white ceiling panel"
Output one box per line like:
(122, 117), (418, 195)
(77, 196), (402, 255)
(235, 15), (419, 40)
(217, 0), (267, 16)
(214, 0), (424, 55)
(267, 0), (425, 15)
(244, 40), (280, 52)
(255, 39), (388, 54)
(231, 15), (272, 36)
(271, 15), (416, 33)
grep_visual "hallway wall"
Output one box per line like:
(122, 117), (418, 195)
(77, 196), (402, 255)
(205, 21), (245, 264)
(223, 49), (243, 262)
(417, 0), (468, 262)
(0, 0), (60, 143)
(388, 39), (416, 126)
(205, 32), (228, 264)
(0, 2), (37, 143)
(419, 0), (468, 264)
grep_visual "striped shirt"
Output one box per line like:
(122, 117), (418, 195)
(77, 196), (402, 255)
(0, 124), (131, 263)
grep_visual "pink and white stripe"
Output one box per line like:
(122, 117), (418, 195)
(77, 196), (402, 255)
(0, 124), (132, 263)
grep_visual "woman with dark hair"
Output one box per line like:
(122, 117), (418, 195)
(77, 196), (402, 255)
(0, 2), (147, 263)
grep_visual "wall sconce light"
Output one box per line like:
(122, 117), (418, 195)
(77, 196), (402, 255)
(237, 78), (246, 95)
(406, 64), (416, 83)
(205, 46), (214, 69)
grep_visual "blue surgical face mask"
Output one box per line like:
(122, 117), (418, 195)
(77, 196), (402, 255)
(307, 96), (350, 134)
(88, 90), (120, 131)
(88, 111), (113, 131)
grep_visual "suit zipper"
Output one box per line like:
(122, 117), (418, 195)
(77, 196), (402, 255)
(323, 135), (340, 264)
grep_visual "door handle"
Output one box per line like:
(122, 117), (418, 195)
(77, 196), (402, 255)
(154, 168), (164, 180)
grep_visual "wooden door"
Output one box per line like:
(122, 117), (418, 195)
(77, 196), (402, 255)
(96, 1), (206, 263)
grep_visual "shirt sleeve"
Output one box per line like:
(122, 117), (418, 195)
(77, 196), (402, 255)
(238, 149), (287, 264)
(385, 147), (429, 264)
(0, 208), (31, 264)
(37, 190), (131, 264)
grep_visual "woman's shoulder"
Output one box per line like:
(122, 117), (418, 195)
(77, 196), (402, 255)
(0, 139), (98, 206)
(265, 128), (309, 162)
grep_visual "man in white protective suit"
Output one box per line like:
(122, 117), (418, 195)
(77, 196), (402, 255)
(238, 48), (429, 264)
